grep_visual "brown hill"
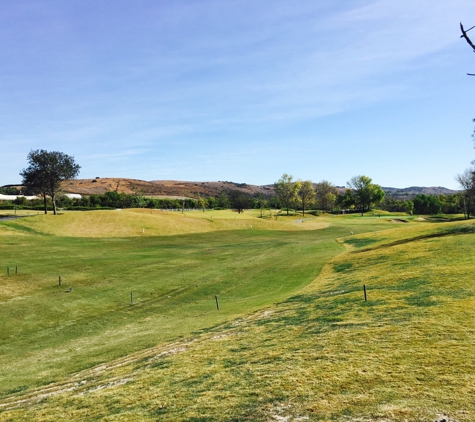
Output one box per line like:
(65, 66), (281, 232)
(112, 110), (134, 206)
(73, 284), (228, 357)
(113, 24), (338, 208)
(10, 178), (457, 200)
(62, 178), (274, 199)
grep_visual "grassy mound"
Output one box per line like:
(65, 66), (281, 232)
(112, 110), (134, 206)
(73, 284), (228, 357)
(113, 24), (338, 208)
(1, 212), (473, 420)
(0, 209), (331, 238)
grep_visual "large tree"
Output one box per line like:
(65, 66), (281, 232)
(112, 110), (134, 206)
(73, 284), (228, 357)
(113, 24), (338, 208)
(347, 175), (385, 212)
(298, 180), (315, 216)
(413, 194), (442, 215)
(336, 188), (355, 211)
(20, 149), (80, 215)
(315, 180), (337, 213)
(227, 190), (250, 214)
(274, 174), (300, 215)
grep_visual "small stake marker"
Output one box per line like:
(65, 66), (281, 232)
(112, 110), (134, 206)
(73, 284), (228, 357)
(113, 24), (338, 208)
(363, 284), (367, 302)
(131, 292), (134, 305)
(7, 267), (9, 276)
(15, 266), (18, 275)
(215, 295), (220, 311)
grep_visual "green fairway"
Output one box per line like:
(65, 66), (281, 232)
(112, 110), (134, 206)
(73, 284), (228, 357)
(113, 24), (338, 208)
(2, 210), (472, 421)
(0, 210), (392, 397)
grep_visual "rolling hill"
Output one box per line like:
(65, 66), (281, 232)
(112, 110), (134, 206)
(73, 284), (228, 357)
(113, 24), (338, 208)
(3, 178), (459, 200)
(61, 178), (458, 199)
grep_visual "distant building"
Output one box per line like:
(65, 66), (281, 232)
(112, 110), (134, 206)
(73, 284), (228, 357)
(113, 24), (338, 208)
(0, 194), (38, 201)
(0, 193), (81, 201)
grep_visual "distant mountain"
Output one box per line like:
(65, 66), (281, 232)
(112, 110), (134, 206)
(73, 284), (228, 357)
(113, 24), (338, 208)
(5, 178), (459, 200)
(381, 186), (459, 200)
(325, 185), (459, 200)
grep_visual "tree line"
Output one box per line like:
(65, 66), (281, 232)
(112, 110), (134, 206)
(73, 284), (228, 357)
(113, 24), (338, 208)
(0, 186), (21, 195)
(273, 174), (385, 215)
(7, 149), (471, 216)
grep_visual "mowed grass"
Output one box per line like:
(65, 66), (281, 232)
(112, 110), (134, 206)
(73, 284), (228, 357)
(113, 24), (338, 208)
(2, 211), (472, 421)
(0, 208), (330, 237)
(0, 210), (395, 399)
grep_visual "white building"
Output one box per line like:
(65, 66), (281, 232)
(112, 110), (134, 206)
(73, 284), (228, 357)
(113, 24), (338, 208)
(0, 194), (38, 201)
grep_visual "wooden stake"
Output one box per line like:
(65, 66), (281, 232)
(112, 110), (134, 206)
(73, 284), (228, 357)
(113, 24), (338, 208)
(215, 295), (220, 311)
(131, 292), (134, 305)
(363, 284), (367, 302)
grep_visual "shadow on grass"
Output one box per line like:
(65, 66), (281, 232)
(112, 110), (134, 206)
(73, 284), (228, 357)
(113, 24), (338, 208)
(351, 224), (475, 254)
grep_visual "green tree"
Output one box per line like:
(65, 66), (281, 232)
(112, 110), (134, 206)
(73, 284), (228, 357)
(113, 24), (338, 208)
(131, 187), (146, 208)
(20, 149), (80, 215)
(197, 195), (208, 212)
(413, 194), (442, 215)
(215, 192), (230, 209)
(456, 168), (475, 219)
(347, 175), (385, 212)
(101, 191), (121, 208)
(315, 180), (337, 213)
(207, 196), (217, 209)
(89, 194), (101, 208)
(253, 193), (268, 218)
(298, 180), (315, 216)
(13, 196), (27, 206)
(227, 190), (250, 213)
(380, 198), (414, 214)
(336, 188), (355, 211)
(439, 193), (462, 214)
(274, 174), (300, 215)
(56, 194), (72, 209)
(0, 186), (21, 195)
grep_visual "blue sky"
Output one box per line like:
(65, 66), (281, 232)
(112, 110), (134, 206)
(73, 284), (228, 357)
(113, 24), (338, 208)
(1, 0), (475, 189)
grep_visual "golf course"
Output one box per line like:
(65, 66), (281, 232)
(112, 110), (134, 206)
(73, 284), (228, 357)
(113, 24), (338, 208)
(0, 209), (474, 421)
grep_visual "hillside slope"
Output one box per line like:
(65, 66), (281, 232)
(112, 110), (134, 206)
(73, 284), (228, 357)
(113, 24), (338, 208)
(4, 178), (458, 200)
(59, 178), (458, 200)
(61, 178), (274, 199)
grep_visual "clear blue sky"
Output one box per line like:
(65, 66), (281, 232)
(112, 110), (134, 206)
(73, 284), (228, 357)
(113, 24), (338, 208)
(2, 0), (475, 189)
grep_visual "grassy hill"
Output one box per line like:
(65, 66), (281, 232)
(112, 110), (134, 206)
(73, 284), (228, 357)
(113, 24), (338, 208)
(0, 210), (473, 421)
